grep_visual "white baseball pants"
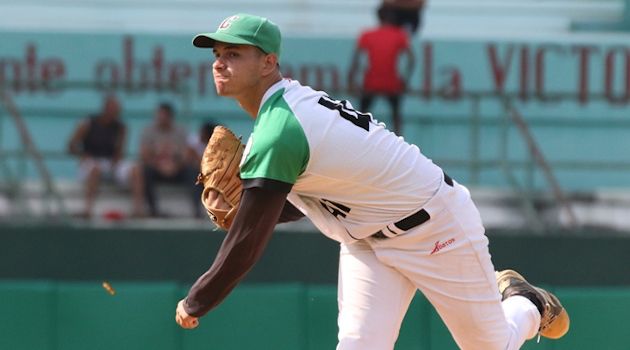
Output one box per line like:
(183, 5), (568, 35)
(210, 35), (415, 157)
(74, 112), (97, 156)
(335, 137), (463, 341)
(336, 180), (541, 350)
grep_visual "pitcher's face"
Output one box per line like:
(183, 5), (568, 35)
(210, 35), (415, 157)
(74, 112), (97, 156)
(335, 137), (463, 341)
(212, 42), (268, 98)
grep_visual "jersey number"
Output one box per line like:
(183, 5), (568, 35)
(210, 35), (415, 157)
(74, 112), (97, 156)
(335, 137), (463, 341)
(318, 96), (371, 131)
(320, 199), (351, 219)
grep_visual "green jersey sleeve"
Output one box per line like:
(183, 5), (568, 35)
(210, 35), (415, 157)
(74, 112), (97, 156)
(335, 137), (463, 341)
(240, 89), (310, 189)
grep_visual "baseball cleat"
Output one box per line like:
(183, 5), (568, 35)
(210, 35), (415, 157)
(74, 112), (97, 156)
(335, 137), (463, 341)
(496, 269), (570, 339)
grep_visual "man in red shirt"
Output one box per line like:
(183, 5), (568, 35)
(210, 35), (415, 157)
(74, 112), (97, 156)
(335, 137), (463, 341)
(348, 6), (415, 135)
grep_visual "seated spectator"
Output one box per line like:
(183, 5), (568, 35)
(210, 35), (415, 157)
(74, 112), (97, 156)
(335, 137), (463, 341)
(187, 121), (217, 166)
(186, 121), (217, 217)
(67, 94), (145, 219)
(140, 102), (200, 218)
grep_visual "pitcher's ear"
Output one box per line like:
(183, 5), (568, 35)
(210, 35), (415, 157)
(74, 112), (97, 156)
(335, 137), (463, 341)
(263, 53), (279, 73)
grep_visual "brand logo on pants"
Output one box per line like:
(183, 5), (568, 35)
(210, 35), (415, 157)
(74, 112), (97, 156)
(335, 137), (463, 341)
(430, 238), (456, 255)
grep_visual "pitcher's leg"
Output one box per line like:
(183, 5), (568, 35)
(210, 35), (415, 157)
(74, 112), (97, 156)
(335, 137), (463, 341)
(418, 252), (514, 350)
(370, 191), (535, 349)
(336, 241), (416, 350)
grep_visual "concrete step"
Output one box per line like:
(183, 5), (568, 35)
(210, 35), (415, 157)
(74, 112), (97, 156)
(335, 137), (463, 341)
(3, 180), (630, 233)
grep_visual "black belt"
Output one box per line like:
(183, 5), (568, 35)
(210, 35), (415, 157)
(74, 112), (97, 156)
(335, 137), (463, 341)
(372, 172), (453, 240)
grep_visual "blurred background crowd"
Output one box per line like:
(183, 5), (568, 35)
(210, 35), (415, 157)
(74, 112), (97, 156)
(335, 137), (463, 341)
(2, 0), (630, 230)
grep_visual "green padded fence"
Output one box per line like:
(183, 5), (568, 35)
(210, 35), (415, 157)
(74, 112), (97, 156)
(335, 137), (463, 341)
(3, 225), (630, 288)
(0, 281), (628, 350)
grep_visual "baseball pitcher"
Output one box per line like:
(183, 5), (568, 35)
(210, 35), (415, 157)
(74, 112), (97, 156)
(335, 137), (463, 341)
(175, 13), (569, 350)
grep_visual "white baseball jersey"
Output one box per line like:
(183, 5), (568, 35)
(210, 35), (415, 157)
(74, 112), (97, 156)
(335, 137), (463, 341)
(240, 79), (443, 244)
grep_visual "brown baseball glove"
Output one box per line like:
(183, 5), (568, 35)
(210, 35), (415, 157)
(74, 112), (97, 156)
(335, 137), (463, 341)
(196, 126), (245, 230)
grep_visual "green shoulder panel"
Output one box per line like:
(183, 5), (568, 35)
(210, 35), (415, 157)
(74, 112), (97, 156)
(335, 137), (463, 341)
(240, 88), (309, 185)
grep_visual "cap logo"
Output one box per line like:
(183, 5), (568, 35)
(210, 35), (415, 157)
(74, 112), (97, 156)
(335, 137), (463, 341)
(218, 16), (239, 30)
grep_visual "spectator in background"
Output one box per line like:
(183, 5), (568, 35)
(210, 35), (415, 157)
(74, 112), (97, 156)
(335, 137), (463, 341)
(67, 94), (145, 219)
(187, 121), (217, 166)
(186, 121), (217, 217)
(382, 0), (426, 36)
(140, 102), (200, 218)
(348, 5), (415, 135)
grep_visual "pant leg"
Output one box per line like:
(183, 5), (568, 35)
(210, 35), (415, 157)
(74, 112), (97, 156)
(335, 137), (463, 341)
(143, 165), (159, 217)
(184, 164), (203, 217)
(386, 94), (402, 135)
(503, 296), (541, 346)
(359, 94), (374, 113)
(170, 164), (203, 217)
(337, 240), (416, 350)
(368, 182), (535, 350)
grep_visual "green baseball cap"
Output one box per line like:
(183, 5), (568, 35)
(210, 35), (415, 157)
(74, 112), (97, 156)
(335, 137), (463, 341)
(193, 14), (282, 59)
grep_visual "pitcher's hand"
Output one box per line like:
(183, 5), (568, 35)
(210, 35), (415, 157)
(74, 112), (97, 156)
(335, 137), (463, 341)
(175, 299), (199, 329)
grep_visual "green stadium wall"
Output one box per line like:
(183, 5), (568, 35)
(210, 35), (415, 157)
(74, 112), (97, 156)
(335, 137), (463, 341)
(1, 225), (629, 286)
(1, 225), (629, 348)
(1, 281), (629, 349)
